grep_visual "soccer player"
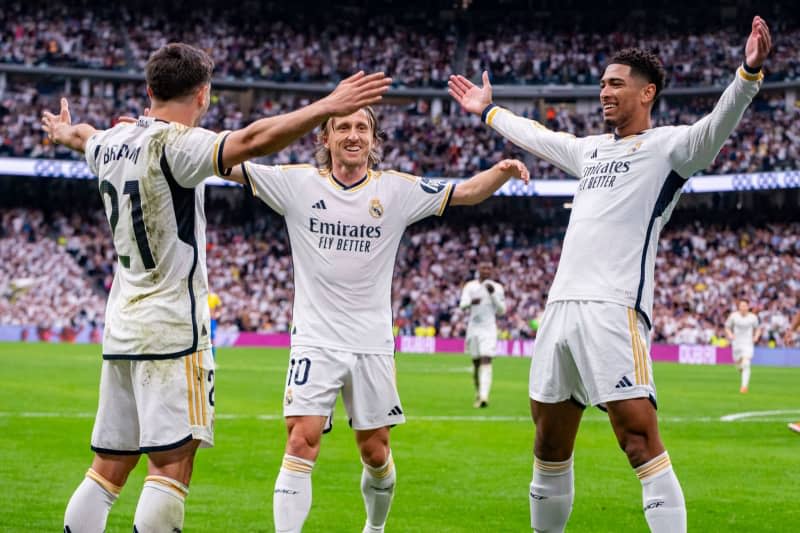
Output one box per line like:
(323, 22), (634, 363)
(459, 261), (506, 408)
(41, 42), (391, 533)
(449, 16), (771, 533)
(724, 299), (762, 393)
(227, 106), (528, 533)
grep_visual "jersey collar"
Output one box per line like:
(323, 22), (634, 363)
(327, 170), (373, 192)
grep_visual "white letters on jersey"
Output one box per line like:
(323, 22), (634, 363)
(85, 117), (230, 358)
(243, 164), (454, 354)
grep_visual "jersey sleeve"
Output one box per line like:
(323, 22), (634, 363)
(668, 66), (762, 178)
(724, 314), (734, 331)
(84, 129), (107, 176)
(491, 283), (506, 316)
(459, 283), (473, 309)
(482, 104), (585, 178)
(240, 162), (293, 215)
(163, 125), (231, 187)
(397, 174), (455, 225)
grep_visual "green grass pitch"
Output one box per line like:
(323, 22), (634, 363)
(1, 342), (798, 531)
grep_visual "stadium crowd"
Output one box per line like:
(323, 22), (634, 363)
(2, 80), (799, 178)
(2, 206), (798, 347)
(2, 3), (800, 86)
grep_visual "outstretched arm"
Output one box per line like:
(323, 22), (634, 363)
(449, 72), (584, 177)
(41, 98), (97, 153)
(670, 16), (771, 177)
(220, 71), (392, 170)
(450, 159), (529, 206)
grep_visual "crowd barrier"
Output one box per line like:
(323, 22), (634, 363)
(3, 325), (799, 366)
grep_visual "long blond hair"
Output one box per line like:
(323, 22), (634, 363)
(315, 107), (382, 171)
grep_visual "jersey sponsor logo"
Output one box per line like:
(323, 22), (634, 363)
(578, 159), (632, 191)
(312, 199), (327, 209)
(419, 178), (447, 194)
(309, 217), (382, 254)
(369, 198), (384, 218)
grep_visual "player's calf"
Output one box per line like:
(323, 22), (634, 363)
(64, 468), (122, 533)
(635, 452), (686, 533)
(274, 454), (315, 533)
(133, 475), (189, 533)
(360, 451), (396, 533)
(530, 455), (574, 533)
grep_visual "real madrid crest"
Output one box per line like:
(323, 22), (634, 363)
(369, 198), (384, 219)
(629, 141), (643, 154)
(285, 388), (293, 406)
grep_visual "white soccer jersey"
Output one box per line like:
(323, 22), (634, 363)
(725, 312), (759, 347)
(483, 67), (762, 328)
(242, 164), (454, 355)
(459, 279), (506, 338)
(85, 117), (230, 358)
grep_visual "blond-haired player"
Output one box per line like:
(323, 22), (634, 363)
(42, 42), (391, 533)
(724, 299), (762, 393)
(228, 106), (528, 533)
(459, 261), (506, 408)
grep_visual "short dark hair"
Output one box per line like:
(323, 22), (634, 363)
(145, 43), (214, 101)
(609, 48), (666, 101)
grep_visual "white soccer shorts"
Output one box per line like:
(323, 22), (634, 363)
(732, 344), (754, 363)
(466, 333), (497, 358)
(283, 346), (405, 431)
(530, 301), (656, 408)
(91, 350), (215, 454)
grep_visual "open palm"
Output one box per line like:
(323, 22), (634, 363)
(448, 71), (493, 116)
(744, 16), (771, 70)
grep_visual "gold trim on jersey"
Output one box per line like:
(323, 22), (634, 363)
(627, 309), (648, 385)
(278, 164), (315, 170)
(211, 131), (229, 177)
(486, 106), (502, 126)
(437, 184), (454, 216)
(326, 171), (373, 192)
(738, 67), (764, 82)
(385, 170), (418, 183)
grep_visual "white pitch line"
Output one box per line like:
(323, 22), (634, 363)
(1, 411), (797, 423)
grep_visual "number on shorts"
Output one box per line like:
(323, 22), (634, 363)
(207, 369), (215, 407)
(287, 357), (311, 386)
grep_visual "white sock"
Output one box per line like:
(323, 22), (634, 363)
(133, 475), (188, 533)
(741, 363), (751, 389)
(361, 452), (396, 533)
(636, 451), (686, 533)
(530, 456), (573, 533)
(478, 363), (493, 402)
(274, 455), (314, 533)
(64, 468), (120, 533)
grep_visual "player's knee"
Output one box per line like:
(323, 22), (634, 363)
(618, 430), (652, 466)
(286, 428), (321, 458)
(534, 433), (573, 462)
(360, 443), (390, 468)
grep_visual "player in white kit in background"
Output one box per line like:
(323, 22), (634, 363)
(459, 261), (506, 408)
(42, 42), (392, 533)
(228, 106), (528, 533)
(724, 299), (762, 393)
(449, 16), (771, 533)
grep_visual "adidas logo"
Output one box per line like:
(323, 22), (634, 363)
(615, 376), (634, 389)
(590, 148), (598, 159)
(387, 405), (403, 416)
(312, 199), (327, 209)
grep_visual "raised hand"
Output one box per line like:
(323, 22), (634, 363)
(41, 98), (73, 145)
(745, 16), (771, 70)
(496, 158), (530, 185)
(448, 71), (493, 116)
(322, 71), (393, 117)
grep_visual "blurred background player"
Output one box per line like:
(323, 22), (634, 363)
(42, 42), (392, 533)
(724, 299), (762, 393)
(459, 261), (506, 408)
(229, 106), (528, 533)
(449, 15), (770, 533)
(209, 292), (221, 358)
